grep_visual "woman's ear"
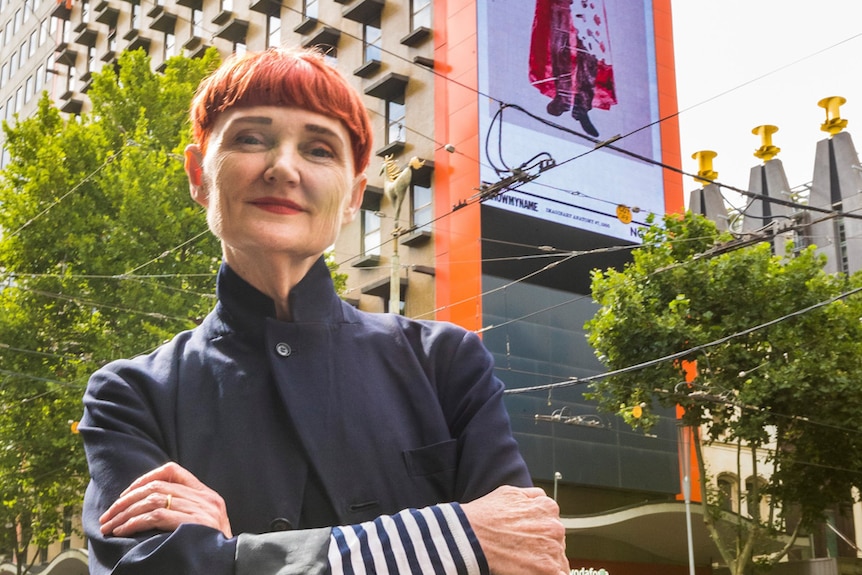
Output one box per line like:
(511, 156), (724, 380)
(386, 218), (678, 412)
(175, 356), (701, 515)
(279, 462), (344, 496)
(342, 174), (367, 224)
(184, 144), (207, 207)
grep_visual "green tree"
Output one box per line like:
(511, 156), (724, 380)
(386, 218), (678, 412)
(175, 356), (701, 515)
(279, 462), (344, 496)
(0, 49), (220, 574)
(586, 211), (862, 575)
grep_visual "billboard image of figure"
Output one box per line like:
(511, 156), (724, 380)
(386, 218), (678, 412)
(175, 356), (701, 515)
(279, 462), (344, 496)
(478, 0), (672, 243)
(529, 0), (617, 138)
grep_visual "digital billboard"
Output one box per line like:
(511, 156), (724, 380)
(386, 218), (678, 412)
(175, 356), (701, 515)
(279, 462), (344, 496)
(477, 0), (670, 243)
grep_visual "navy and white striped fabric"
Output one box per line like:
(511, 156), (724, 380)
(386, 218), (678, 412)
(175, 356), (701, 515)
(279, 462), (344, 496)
(328, 503), (488, 575)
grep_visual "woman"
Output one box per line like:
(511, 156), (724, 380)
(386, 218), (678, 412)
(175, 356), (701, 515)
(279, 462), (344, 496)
(80, 47), (567, 575)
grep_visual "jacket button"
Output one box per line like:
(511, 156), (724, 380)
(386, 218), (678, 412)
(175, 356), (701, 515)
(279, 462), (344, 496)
(270, 518), (293, 531)
(275, 342), (292, 357)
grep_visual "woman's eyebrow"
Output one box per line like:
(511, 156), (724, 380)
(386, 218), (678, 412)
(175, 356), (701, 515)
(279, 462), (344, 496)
(228, 116), (273, 127)
(304, 123), (342, 140)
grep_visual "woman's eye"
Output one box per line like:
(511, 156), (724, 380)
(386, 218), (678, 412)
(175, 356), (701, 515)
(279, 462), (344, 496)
(235, 134), (264, 145)
(309, 145), (335, 159)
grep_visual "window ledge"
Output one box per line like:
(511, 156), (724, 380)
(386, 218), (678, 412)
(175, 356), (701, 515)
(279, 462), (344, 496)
(352, 254), (381, 268)
(293, 17), (317, 35)
(353, 58), (381, 78)
(400, 229), (432, 246)
(400, 26), (430, 47)
(375, 140), (405, 158)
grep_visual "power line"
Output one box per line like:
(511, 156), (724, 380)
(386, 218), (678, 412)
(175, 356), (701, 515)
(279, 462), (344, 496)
(15, 284), (199, 323)
(4, 146), (126, 239)
(504, 283), (862, 395)
(6, 0), (862, 373)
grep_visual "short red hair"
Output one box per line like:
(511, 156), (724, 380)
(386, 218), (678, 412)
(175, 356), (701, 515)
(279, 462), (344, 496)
(190, 47), (372, 175)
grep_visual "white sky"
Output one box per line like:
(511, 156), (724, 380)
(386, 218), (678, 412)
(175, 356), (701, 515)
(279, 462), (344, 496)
(671, 0), (862, 210)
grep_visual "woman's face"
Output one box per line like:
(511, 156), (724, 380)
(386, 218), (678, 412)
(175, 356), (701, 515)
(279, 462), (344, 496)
(185, 105), (366, 264)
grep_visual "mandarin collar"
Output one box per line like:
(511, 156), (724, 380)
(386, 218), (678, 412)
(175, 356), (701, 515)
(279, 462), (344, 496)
(215, 256), (346, 336)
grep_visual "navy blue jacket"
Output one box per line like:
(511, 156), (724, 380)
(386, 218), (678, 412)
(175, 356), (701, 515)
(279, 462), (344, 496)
(80, 257), (531, 574)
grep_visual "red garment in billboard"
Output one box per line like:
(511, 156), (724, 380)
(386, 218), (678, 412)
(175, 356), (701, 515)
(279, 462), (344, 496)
(529, 0), (617, 113)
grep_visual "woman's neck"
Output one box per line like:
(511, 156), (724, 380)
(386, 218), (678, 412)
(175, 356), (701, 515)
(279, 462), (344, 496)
(222, 248), (319, 320)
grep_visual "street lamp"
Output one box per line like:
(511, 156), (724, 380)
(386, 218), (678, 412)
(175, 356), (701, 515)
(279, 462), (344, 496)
(553, 471), (562, 502)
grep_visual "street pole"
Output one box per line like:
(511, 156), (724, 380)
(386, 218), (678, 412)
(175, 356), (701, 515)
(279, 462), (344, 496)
(680, 426), (696, 575)
(390, 228), (400, 315)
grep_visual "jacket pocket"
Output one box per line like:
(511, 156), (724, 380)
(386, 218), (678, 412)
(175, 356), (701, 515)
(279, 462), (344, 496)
(403, 439), (458, 477)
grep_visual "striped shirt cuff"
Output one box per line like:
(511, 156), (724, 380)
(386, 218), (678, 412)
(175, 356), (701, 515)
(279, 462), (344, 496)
(327, 503), (489, 575)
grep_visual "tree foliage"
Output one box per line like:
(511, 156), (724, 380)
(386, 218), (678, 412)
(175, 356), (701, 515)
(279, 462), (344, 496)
(0, 49), (220, 573)
(586, 211), (862, 574)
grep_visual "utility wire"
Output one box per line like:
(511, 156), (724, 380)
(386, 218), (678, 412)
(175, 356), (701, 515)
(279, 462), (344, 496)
(4, 147), (125, 239)
(504, 284), (862, 395)
(7, 0), (862, 373)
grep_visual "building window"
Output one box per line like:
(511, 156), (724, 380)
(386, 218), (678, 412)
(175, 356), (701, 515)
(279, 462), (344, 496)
(266, 15), (280, 48)
(191, 8), (203, 37)
(39, 18), (48, 45)
(0, 63), (7, 88)
(86, 45), (96, 73)
(837, 217), (849, 274)
(65, 65), (76, 94)
(80, 0), (90, 24)
(363, 21), (381, 63)
(28, 30), (37, 57)
(234, 41), (246, 56)
(362, 209), (381, 257)
(716, 474), (737, 512)
(411, 182), (432, 233)
(25, 75), (34, 102)
(385, 99), (405, 145)
(131, 2), (141, 31)
(744, 477), (768, 520)
(107, 26), (117, 52)
(220, 0), (233, 11)
(61, 507), (73, 552)
(45, 54), (54, 84)
(163, 32), (175, 59)
(303, 0), (318, 20)
(35, 64), (44, 91)
(411, 0), (431, 30)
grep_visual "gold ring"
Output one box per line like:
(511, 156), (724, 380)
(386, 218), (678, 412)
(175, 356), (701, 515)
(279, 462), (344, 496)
(165, 494), (172, 510)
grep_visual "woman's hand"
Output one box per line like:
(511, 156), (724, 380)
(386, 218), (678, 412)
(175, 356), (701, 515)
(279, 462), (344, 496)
(461, 485), (569, 575)
(99, 462), (233, 539)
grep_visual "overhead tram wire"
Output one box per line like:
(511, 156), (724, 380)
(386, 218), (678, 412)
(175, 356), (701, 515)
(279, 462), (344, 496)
(504, 283), (862, 396)
(10, 7), (855, 319)
(15, 4), (858, 271)
(12, 12), (862, 456)
(476, 29), (862, 221)
(41, 6), (852, 271)
(4, 146), (126, 239)
(362, 226), (761, 324)
(498, 101), (862, 223)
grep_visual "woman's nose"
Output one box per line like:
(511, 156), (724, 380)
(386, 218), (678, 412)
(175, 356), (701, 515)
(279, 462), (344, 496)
(264, 147), (300, 184)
